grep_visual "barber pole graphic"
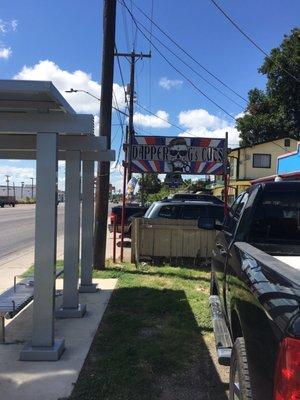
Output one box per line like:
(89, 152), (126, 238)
(131, 136), (226, 175)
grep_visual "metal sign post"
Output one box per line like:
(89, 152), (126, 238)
(120, 162), (127, 262)
(223, 132), (229, 215)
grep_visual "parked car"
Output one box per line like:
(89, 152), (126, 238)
(167, 192), (224, 205)
(199, 180), (300, 399)
(0, 196), (16, 208)
(109, 203), (149, 235)
(144, 200), (224, 223)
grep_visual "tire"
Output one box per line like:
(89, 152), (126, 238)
(229, 338), (253, 400)
(210, 272), (217, 295)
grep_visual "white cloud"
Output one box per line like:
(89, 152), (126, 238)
(0, 47), (12, 59)
(14, 60), (126, 118)
(11, 20), (18, 31)
(0, 19), (18, 33)
(178, 109), (227, 130)
(159, 77), (183, 90)
(178, 108), (240, 146)
(133, 110), (170, 128)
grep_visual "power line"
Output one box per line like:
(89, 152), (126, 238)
(121, 1), (236, 121)
(121, 5), (130, 52)
(136, 102), (184, 132)
(209, 0), (300, 84)
(127, 0), (247, 103)
(133, 15), (244, 109)
(114, 45), (130, 111)
(149, 0), (154, 136)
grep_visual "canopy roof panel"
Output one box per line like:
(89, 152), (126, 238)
(0, 80), (75, 114)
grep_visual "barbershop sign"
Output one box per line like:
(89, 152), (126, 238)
(131, 136), (227, 175)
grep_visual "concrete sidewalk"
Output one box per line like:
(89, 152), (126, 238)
(0, 278), (117, 400)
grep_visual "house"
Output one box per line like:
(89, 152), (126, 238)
(211, 137), (298, 202)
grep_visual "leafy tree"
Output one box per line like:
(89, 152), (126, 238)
(237, 28), (300, 146)
(137, 174), (162, 203)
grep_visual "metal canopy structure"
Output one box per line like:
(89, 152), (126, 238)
(0, 79), (76, 114)
(0, 80), (115, 361)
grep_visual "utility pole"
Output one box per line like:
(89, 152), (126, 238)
(5, 175), (9, 197)
(93, 0), (117, 270)
(115, 51), (151, 182)
(21, 181), (24, 199)
(115, 51), (151, 260)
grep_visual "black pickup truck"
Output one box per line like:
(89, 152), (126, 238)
(199, 181), (300, 400)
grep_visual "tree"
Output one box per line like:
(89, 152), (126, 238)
(237, 28), (300, 146)
(137, 174), (162, 203)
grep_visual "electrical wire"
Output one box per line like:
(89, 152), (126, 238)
(149, 0), (154, 135)
(121, 4), (130, 52)
(136, 102), (185, 132)
(121, 1), (236, 121)
(127, 0), (247, 103)
(210, 0), (300, 84)
(115, 44), (130, 111)
(133, 15), (244, 109)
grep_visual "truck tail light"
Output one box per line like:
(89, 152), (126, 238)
(274, 337), (300, 400)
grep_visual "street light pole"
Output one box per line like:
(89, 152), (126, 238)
(21, 181), (24, 199)
(5, 175), (9, 197)
(30, 177), (34, 199)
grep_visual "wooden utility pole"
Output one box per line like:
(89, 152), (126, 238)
(115, 51), (151, 260)
(93, 0), (117, 270)
(115, 51), (151, 182)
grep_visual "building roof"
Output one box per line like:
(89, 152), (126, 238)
(229, 137), (295, 152)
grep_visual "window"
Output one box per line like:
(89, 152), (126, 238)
(249, 191), (300, 245)
(224, 193), (248, 234)
(284, 139), (291, 147)
(157, 205), (178, 219)
(181, 205), (206, 220)
(253, 154), (271, 168)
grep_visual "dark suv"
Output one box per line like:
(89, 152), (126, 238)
(167, 193), (224, 205)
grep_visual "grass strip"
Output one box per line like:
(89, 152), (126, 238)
(70, 262), (227, 400)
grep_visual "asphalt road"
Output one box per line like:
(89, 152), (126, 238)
(0, 202), (114, 265)
(0, 204), (65, 263)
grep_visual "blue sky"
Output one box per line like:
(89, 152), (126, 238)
(1, 0), (299, 189)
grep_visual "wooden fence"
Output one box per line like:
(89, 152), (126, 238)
(131, 218), (216, 265)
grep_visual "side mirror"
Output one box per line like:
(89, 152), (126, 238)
(198, 217), (215, 230)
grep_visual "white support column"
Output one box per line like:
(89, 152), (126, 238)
(20, 132), (64, 361)
(56, 151), (86, 318)
(79, 160), (97, 293)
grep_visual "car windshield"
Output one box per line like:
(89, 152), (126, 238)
(249, 190), (300, 245)
(144, 203), (156, 218)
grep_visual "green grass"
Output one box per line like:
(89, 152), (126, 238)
(21, 260), (64, 277)
(70, 262), (228, 400)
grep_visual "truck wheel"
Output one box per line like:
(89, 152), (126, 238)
(229, 338), (253, 400)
